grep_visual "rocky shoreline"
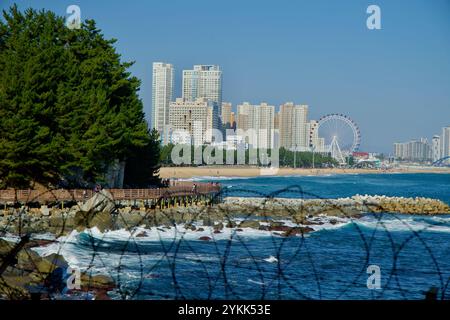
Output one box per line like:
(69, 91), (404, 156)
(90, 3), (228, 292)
(1, 190), (449, 299)
(0, 236), (115, 300)
(1, 192), (448, 236)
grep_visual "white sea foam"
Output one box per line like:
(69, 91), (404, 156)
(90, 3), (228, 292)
(32, 224), (274, 256)
(0, 232), (56, 243)
(353, 215), (450, 233)
(0, 233), (20, 243)
(264, 256), (278, 263)
(247, 279), (265, 286)
(32, 218), (335, 271)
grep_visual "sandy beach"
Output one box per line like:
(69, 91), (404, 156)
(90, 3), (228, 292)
(159, 166), (450, 179)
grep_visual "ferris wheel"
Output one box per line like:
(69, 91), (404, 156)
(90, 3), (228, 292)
(310, 114), (361, 165)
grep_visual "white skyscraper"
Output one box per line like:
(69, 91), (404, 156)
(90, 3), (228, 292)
(152, 62), (174, 137)
(182, 65), (222, 112)
(441, 126), (450, 158)
(432, 135), (441, 162)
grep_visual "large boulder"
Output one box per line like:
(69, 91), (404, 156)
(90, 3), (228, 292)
(80, 273), (115, 291)
(0, 238), (13, 256)
(239, 220), (260, 229)
(80, 190), (116, 214)
(281, 226), (314, 237)
(74, 190), (116, 232)
(74, 210), (113, 233)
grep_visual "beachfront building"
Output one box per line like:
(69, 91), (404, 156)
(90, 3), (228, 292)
(432, 135), (441, 162)
(441, 126), (450, 158)
(279, 102), (309, 151)
(168, 98), (219, 146)
(182, 65), (222, 114)
(236, 102), (275, 149)
(274, 111), (280, 130)
(221, 102), (233, 128)
(393, 142), (406, 160)
(151, 62), (174, 138)
(393, 138), (431, 162)
(230, 112), (235, 128)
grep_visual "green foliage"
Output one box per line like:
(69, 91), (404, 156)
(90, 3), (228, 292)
(159, 144), (337, 168)
(278, 148), (338, 168)
(123, 129), (161, 188)
(0, 5), (158, 188)
(160, 143), (175, 165)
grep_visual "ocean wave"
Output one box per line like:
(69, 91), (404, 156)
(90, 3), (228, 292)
(0, 232), (57, 243)
(32, 224), (279, 257)
(353, 215), (450, 233)
(247, 279), (265, 286)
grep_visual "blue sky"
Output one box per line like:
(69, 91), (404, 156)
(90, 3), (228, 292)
(2, 0), (450, 153)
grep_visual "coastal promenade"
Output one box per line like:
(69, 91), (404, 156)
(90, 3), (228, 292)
(0, 181), (221, 205)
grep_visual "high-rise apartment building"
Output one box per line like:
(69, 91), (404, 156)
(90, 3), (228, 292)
(274, 112), (280, 130)
(441, 126), (450, 158)
(393, 142), (406, 160)
(279, 103), (309, 150)
(221, 102), (232, 128)
(236, 102), (275, 149)
(151, 62), (174, 136)
(230, 112), (235, 129)
(182, 65), (222, 112)
(393, 138), (431, 162)
(432, 135), (441, 162)
(168, 98), (218, 146)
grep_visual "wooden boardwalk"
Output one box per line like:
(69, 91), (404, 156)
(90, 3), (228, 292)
(0, 181), (221, 204)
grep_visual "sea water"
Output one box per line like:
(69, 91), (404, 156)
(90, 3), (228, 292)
(34, 173), (450, 300)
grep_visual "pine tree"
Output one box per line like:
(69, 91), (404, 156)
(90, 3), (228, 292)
(0, 5), (160, 188)
(123, 129), (162, 188)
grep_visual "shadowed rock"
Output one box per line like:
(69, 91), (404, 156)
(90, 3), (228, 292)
(74, 190), (115, 232)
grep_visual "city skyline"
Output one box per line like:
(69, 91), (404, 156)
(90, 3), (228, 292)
(393, 125), (450, 163)
(4, 0), (450, 153)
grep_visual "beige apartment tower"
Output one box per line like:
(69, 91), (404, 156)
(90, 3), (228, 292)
(236, 102), (275, 149)
(279, 102), (309, 150)
(168, 98), (218, 146)
(221, 102), (233, 127)
(182, 65), (222, 110)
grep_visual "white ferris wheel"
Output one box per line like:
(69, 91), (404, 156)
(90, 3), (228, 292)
(310, 114), (361, 165)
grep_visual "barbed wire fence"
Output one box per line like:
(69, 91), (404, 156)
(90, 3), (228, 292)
(0, 183), (449, 300)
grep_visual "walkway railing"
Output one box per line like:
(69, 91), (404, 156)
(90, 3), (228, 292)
(0, 181), (221, 204)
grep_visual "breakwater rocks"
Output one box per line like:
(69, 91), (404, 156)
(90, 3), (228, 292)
(0, 193), (449, 236)
(221, 195), (450, 216)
